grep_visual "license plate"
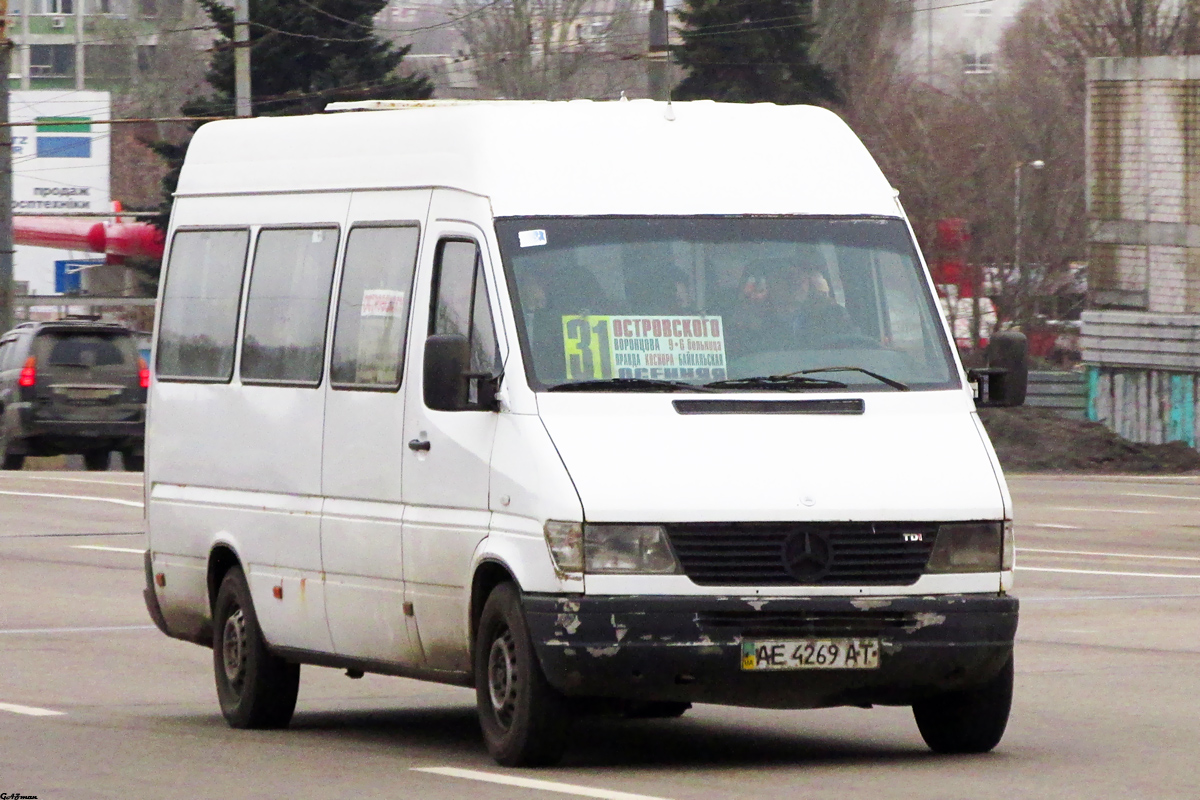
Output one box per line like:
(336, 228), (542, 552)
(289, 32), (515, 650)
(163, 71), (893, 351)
(57, 388), (118, 401)
(741, 639), (881, 670)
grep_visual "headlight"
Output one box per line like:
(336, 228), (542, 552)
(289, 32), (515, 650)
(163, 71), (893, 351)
(926, 522), (1003, 573)
(544, 520), (583, 574)
(584, 524), (682, 574)
(1002, 520), (1015, 570)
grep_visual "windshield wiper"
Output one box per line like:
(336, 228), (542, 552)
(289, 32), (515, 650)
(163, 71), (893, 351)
(780, 367), (909, 391)
(704, 374), (848, 391)
(546, 377), (715, 393)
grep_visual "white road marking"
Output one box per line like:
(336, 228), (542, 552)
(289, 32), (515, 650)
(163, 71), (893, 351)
(1018, 567), (1200, 579)
(1026, 523), (1080, 529)
(0, 625), (156, 635)
(1022, 593), (1200, 602)
(1048, 507), (1155, 515)
(0, 489), (142, 508)
(1019, 547), (1200, 562)
(411, 768), (672, 800)
(0, 474), (142, 487)
(70, 545), (144, 554)
(0, 702), (64, 717)
(1121, 492), (1200, 501)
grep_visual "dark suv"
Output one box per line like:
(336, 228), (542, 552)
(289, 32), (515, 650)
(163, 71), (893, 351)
(0, 320), (147, 471)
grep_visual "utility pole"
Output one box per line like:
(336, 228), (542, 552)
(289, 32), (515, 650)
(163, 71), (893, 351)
(0, 0), (13, 334)
(234, 0), (251, 117)
(648, 0), (669, 100)
(74, 0), (84, 91)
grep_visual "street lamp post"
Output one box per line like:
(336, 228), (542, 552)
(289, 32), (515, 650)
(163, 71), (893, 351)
(1013, 159), (1044, 324)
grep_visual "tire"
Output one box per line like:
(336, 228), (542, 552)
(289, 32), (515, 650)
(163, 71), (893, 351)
(474, 582), (571, 766)
(121, 450), (144, 472)
(83, 450), (110, 471)
(913, 654), (1013, 754)
(0, 428), (23, 470)
(212, 566), (300, 729)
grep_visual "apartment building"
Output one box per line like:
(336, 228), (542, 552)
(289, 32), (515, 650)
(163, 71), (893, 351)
(6, 0), (183, 91)
(911, 0), (1025, 77)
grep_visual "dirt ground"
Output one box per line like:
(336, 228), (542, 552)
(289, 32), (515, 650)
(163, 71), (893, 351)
(979, 406), (1200, 474)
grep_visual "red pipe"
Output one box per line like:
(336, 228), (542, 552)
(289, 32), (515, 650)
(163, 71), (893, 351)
(13, 216), (165, 259)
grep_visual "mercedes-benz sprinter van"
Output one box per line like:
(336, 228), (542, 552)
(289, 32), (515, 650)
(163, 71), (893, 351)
(143, 100), (1022, 766)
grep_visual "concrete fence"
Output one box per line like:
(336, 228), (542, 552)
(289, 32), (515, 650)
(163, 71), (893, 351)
(1081, 310), (1200, 447)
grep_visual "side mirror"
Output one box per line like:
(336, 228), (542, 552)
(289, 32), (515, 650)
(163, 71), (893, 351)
(424, 334), (501, 412)
(968, 331), (1028, 407)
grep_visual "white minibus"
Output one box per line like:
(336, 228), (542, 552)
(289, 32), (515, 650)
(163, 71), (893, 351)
(143, 100), (1023, 766)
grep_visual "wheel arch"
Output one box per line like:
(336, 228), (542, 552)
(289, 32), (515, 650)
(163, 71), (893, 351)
(470, 558), (517, 649)
(207, 543), (243, 612)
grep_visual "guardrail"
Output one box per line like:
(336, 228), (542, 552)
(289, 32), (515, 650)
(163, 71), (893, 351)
(1026, 370), (1088, 419)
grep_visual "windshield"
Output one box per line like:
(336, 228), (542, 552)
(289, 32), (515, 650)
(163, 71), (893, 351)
(495, 216), (958, 392)
(35, 332), (135, 371)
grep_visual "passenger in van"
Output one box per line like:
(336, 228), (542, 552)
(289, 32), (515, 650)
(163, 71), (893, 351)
(704, 257), (765, 356)
(516, 253), (605, 382)
(755, 255), (860, 349)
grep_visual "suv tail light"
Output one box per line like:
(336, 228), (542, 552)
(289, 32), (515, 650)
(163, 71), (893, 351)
(18, 356), (36, 387)
(138, 357), (150, 389)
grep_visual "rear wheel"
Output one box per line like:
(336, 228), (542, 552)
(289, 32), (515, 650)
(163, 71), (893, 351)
(913, 654), (1013, 754)
(213, 566), (300, 729)
(121, 450), (144, 472)
(0, 428), (24, 470)
(474, 582), (570, 766)
(82, 449), (110, 471)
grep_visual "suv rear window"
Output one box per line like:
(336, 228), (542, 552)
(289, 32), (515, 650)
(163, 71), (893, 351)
(35, 332), (135, 370)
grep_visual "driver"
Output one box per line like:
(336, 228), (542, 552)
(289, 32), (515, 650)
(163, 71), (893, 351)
(777, 255), (857, 347)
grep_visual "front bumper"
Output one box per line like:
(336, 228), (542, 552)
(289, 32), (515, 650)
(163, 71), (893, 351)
(524, 593), (1017, 709)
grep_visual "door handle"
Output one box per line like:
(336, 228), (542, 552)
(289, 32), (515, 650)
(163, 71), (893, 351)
(408, 438), (431, 452)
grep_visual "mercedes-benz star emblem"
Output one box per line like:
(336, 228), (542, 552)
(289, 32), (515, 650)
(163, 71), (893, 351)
(782, 531), (833, 582)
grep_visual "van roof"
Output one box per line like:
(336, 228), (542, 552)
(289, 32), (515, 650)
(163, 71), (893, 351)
(177, 100), (901, 218)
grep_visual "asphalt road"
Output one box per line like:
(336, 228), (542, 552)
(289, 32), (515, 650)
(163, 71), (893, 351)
(1, 471), (1199, 799)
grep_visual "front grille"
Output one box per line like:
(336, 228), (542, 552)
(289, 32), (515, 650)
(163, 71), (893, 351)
(696, 610), (915, 638)
(666, 522), (937, 586)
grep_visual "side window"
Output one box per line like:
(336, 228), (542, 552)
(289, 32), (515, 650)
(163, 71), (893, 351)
(241, 227), (339, 386)
(330, 225), (420, 390)
(0, 341), (10, 371)
(157, 229), (249, 382)
(430, 239), (500, 376)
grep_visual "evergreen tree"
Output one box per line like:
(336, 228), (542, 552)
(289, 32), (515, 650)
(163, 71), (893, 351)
(189, 0), (432, 117)
(151, 0), (432, 229)
(673, 0), (839, 106)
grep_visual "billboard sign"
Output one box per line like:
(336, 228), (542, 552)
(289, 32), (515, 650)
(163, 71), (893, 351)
(10, 91), (111, 215)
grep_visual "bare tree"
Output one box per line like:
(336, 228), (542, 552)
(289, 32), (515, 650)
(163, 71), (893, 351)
(809, 0), (1200, 335)
(448, 0), (645, 99)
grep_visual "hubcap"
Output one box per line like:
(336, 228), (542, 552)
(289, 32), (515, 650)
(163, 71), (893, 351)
(222, 607), (248, 692)
(487, 628), (518, 730)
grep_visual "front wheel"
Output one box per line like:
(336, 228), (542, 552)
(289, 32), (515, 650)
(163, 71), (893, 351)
(474, 582), (571, 766)
(212, 566), (300, 729)
(912, 654), (1013, 754)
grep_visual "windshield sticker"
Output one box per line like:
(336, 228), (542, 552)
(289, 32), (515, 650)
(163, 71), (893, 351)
(518, 229), (548, 248)
(562, 315), (727, 382)
(360, 289), (406, 317)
